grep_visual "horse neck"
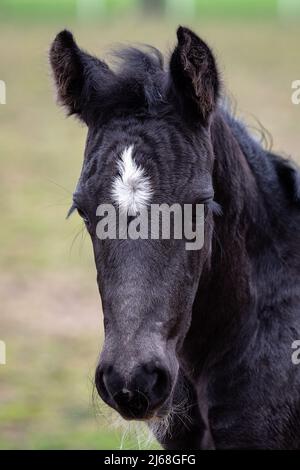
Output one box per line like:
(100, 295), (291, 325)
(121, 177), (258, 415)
(209, 109), (263, 284)
(181, 111), (268, 374)
(208, 110), (262, 317)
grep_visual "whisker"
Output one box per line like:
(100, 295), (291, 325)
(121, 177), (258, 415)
(45, 177), (73, 195)
(69, 224), (86, 257)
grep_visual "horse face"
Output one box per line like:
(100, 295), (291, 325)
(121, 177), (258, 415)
(50, 27), (219, 420)
(90, 130), (215, 420)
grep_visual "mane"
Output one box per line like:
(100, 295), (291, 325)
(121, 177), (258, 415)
(111, 45), (164, 109)
(220, 107), (300, 208)
(86, 45), (168, 121)
(111, 45), (164, 76)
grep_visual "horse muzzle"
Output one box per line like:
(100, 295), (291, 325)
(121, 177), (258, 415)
(95, 360), (172, 420)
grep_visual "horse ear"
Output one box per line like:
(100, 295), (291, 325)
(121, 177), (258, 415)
(169, 26), (220, 125)
(49, 30), (112, 123)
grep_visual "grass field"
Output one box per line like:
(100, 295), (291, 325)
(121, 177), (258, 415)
(0, 14), (299, 449)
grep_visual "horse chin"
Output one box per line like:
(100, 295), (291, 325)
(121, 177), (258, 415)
(151, 398), (173, 421)
(117, 399), (172, 423)
(118, 407), (169, 423)
(118, 411), (156, 422)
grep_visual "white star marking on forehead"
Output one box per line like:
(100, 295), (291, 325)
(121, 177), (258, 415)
(111, 145), (153, 216)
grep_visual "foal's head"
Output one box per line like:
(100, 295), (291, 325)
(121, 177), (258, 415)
(50, 27), (220, 420)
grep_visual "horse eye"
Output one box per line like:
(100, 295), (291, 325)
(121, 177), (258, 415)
(77, 208), (90, 225)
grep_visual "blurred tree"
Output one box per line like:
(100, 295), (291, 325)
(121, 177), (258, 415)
(141, 0), (165, 14)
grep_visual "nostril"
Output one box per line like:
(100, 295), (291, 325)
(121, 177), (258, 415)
(105, 365), (113, 375)
(95, 367), (107, 399)
(152, 367), (170, 397)
(142, 364), (170, 400)
(95, 364), (115, 405)
(95, 362), (171, 419)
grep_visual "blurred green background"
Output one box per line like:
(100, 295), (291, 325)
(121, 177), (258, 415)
(0, 0), (299, 450)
